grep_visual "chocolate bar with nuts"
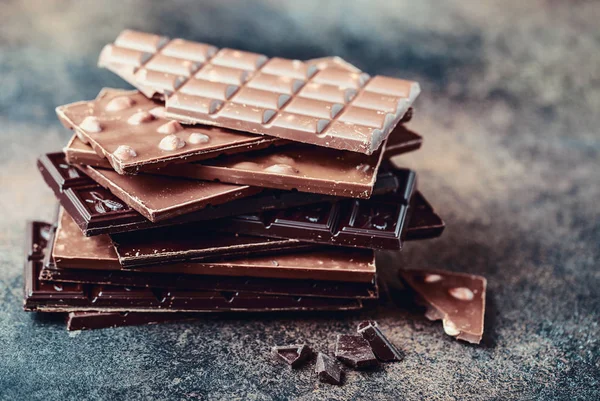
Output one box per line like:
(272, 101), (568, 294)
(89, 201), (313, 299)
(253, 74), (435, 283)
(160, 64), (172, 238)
(38, 152), (407, 236)
(56, 88), (284, 174)
(63, 115), (421, 171)
(99, 30), (420, 154)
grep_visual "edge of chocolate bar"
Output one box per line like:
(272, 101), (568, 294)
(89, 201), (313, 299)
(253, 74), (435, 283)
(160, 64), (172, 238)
(37, 152), (407, 236)
(66, 311), (196, 331)
(24, 221), (364, 313)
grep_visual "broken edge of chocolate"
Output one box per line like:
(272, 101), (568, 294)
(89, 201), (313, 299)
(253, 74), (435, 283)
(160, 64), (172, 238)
(334, 334), (378, 369)
(399, 269), (487, 344)
(271, 343), (312, 369)
(315, 352), (343, 385)
(357, 320), (403, 362)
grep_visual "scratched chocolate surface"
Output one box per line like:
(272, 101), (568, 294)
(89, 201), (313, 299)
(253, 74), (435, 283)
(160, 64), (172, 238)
(56, 88), (284, 174)
(24, 221), (364, 313)
(99, 30), (420, 154)
(38, 152), (406, 236)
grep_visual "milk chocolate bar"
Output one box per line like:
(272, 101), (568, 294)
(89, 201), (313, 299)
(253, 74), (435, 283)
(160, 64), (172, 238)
(78, 164), (261, 222)
(99, 30), (420, 154)
(52, 209), (377, 284)
(24, 221), (363, 313)
(56, 88), (284, 174)
(59, 88), (414, 198)
(399, 269), (487, 344)
(38, 152), (406, 236)
(63, 115), (421, 170)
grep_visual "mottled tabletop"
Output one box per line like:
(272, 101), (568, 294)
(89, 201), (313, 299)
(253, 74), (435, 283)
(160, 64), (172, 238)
(1, 1), (598, 400)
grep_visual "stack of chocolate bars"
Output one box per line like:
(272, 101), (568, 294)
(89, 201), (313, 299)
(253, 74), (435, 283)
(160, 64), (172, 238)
(25, 30), (446, 332)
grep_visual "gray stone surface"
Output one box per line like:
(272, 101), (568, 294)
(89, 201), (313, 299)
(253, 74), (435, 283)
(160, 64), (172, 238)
(1, 1), (599, 400)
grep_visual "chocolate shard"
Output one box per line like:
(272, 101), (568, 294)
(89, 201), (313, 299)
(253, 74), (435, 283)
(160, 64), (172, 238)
(315, 352), (343, 385)
(357, 321), (402, 362)
(271, 344), (312, 368)
(399, 269), (487, 344)
(23, 220), (364, 313)
(334, 334), (378, 369)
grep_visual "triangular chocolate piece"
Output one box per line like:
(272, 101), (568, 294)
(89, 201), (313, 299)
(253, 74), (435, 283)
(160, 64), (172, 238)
(357, 321), (402, 362)
(399, 269), (487, 344)
(334, 334), (378, 369)
(271, 343), (311, 368)
(315, 352), (343, 385)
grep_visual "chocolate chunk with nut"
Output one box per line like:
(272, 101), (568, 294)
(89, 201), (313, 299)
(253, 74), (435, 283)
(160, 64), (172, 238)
(399, 269), (487, 344)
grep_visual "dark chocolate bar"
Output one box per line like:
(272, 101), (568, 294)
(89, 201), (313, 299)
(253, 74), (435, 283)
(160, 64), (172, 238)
(99, 30), (420, 155)
(56, 88), (284, 174)
(52, 209), (376, 283)
(38, 152), (405, 236)
(209, 169), (417, 250)
(24, 221), (363, 313)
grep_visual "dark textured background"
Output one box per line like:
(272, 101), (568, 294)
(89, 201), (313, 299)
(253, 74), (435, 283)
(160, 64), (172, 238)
(1, 1), (599, 400)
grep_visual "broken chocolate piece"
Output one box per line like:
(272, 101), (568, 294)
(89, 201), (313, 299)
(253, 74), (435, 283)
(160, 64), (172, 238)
(334, 334), (378, 369)
(357, 321), (402, 362)
(271, 344), (312, 368)
(315, 353), (343, 385)
(399, 269), (487, 344)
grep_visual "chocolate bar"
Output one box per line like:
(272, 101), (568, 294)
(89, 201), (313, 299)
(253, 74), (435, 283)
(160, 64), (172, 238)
(399, 269), (487, 344)
(79, 164), (260, 222)
(63, 115), (421, 170)
(38, 152), (406, 236)
(52, 207), (309, 270)
(208, 169), (417, 250)
(66, 311), (196, 331)
(24, 221), (363, 313)
(99, 30), (420, 154)
(56, 88), (284, 174)
(59, 88), (415, 198)
(51, 209), (377, 284)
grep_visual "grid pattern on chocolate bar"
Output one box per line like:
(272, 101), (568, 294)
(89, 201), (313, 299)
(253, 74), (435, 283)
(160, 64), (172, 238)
(216, 169), (417, 250)
(99, 30), (420, 154)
